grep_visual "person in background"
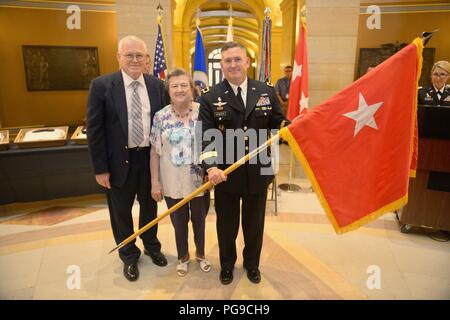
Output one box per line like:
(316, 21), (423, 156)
(418, 60), (450, 106)
(275, 65), (293, 115)
(150, 68), (211, 277)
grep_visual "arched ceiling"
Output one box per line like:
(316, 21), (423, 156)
(174, 0), (269, 59)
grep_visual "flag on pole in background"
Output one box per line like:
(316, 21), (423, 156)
(193, 19), (208, 89)
(226, 15), (234, 42)
(258, 12), (271, 82)
(280, 38), (423, 234)
(287, 12), (309, 121)
(153, 14), (167, 80)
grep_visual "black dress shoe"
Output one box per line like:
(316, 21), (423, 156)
(220, 269), (233, 285)
(144, 250), (168, 267)
(123, 263), (139, 282)
(246, 268), (261, 284)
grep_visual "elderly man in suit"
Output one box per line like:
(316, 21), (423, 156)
(87, 35), (168, 281)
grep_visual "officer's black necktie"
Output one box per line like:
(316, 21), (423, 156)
(237, 86), (245, 110)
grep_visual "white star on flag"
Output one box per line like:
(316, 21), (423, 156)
(299, 91), (309, 112)
(343, 93), (383, 137)
(292, 61), (302, 82)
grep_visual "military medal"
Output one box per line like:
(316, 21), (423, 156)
(213, 97), (227, 111)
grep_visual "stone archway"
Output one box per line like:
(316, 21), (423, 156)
(172, 0), (283, 81)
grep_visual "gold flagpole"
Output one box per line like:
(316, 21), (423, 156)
(109, 133), (281, 254)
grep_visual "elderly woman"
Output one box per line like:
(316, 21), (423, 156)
(418, 60), (450, 106)
(150, 68), (211, 277)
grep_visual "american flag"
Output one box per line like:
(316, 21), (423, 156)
(153, 22), (167, 80)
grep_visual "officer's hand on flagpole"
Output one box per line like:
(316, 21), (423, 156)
(207, 167), (227, 186)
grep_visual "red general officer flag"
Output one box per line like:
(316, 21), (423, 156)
(280, 38), (423, 234)
(287, 14), (308, 121)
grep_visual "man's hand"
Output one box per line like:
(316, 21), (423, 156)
(95, 172), (111, 189)
(151, 180), (164, 202)
(207, 167), (227, 186)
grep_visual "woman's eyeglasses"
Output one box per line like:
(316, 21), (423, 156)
(432, 72), (448, 78)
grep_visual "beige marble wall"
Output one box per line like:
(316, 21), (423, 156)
(271, 26), (283, 83)
(279, 0), (299, 74)
(116, 0), (173, 70)
(306, 0), (360, 108)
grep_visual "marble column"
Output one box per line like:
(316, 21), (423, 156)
(116, 0), (173, 70)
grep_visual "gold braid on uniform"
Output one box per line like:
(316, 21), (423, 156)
(201, 87), (210, 95)
(199, 151), (218, 162)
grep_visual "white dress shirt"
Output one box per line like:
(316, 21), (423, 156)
(433, 86), (444, 100)
(121, 70), (151, 148)
(228, 77), (248, 108)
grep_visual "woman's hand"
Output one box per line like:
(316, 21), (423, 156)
(151, 180), (164, 202)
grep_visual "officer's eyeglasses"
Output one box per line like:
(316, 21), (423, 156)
(123, 53), (146, 61)
(432, 72), (448, 78)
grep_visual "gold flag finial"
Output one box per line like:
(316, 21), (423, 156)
(196, 8), (201, 27)
(157, 3), (163, 15)
(300, 5), (307, 17)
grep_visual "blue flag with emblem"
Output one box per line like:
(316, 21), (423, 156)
(193, 20), (208, 89)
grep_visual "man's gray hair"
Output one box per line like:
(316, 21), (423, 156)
(118, 35), (148, 54)
(221, 41), (246, 55)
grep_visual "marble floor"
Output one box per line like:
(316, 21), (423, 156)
(0, 146), (449, 300)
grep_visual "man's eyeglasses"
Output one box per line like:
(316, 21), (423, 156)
(432, 72), (449, 78)
(122, 53), (146, 61)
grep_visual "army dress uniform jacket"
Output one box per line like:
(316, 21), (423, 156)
(198, 79), (288, 195)
(418, 85), (450, 106)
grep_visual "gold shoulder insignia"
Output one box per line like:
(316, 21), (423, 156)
(201, 87), (210, 94)
(266, 81), (273, 87)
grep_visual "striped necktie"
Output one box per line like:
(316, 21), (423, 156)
(130, 81), (144, 146)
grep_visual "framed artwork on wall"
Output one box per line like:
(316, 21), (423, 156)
(22, 45), (100, 91)
(357, 44), (435, 88)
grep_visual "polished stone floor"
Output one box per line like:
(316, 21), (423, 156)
(0, 146), (449, 300)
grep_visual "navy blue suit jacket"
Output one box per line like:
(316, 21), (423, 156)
(86, 71), (168, 187)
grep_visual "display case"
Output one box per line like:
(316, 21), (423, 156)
(70, 126), (87, 144)
(0, 130), (9, 150)
(14, 126), (68, 148)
